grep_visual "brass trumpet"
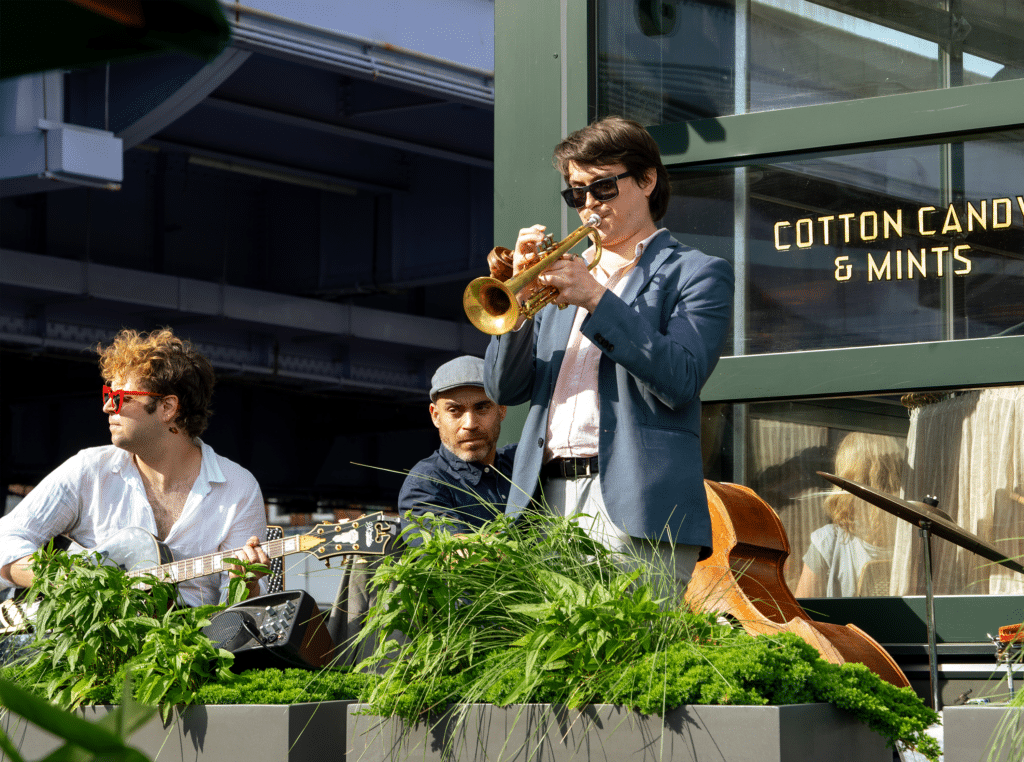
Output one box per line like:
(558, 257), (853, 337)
(463, 214), (602, 335)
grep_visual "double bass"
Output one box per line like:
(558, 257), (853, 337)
(686, 480), (910, 688)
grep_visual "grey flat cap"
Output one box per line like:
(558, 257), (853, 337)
(430, 356), (486, 401)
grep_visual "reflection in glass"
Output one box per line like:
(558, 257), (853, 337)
(666, 131), (1024, 355)
(701, 389), (1024, 599)
(597, 0), (737, 124)
(596, 0), (1024, 124)
(792, 432), (902, 598)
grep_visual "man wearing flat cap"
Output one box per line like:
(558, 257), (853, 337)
(398, 356), (516, 537)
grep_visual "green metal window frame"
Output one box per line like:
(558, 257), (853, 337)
(494, 0), (1024, 640)
(496, 0), (1024, 403)
(650, 79), (1024, 403)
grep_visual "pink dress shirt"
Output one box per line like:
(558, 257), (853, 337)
(544, 229), (666, 462)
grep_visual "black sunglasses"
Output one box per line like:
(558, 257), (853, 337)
(560, 171), (632, 209)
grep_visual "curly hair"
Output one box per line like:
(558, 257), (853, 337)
(97, 328), (215, 438)
(825, 432), (905, 546)
(552, 116), (671, 222)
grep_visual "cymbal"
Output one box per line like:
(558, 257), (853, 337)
(817, 471), (1024, 576)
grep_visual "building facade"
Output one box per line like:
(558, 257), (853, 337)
(0, 1), (496, 513)
(495, 0), (1024, 700)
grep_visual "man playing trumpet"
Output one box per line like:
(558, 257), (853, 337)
(484, 116), (734, 588)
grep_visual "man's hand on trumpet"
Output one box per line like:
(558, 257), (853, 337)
(513, 224), (549, 273)
(514, 224), (606, 313)
(537, 255), (606, 313)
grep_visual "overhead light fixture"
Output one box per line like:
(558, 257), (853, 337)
(187, 155), (357, 195)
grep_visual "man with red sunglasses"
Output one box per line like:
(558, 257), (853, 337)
(0, 328), (269, 606)
(485, 116), (734, 591)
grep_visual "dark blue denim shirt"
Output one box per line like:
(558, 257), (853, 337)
(398, 443), (517, 540)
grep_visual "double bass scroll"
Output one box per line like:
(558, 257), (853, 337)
(685, 480), (910, 688)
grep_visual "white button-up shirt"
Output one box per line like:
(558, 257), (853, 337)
(0, 440), (266, 606)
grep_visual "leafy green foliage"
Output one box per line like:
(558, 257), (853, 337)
(6, 547), (236, 718)
(195, 668), (376, 705)
(123, 605), (235, 715)
(0, 673), (156, 762)
(600, 633), (940, 759)
(223, 556), (269, 606)
(809, 657), (941, 761)
(357, 513), (940, 761)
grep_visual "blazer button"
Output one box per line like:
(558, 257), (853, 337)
(537, 438), (544, 448)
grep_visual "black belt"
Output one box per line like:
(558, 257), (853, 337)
(541, 456), (599, 480)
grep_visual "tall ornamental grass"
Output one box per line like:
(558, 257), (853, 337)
(356, 512), (940, 761)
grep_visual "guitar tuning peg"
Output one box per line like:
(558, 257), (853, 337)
(324, 558), (330, 568)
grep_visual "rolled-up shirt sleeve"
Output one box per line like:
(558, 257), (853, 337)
(0, 463), (82, 589)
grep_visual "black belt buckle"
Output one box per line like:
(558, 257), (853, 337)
(569, 458), (592, 478)
(554, 456), (597, 479)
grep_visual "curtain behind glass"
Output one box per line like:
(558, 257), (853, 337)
(890, 386), (1024, 596)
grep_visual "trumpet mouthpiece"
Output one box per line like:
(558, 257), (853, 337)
(586, 214), (600, 227)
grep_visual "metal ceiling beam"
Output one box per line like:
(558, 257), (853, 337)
(118, 46), (252, 150)
(0, 313), (431, 397)
(141, 137), (406, 194)
(203, 96), (494, 169)
(223, 1), (495, 109)
(0, 249), (488, 355)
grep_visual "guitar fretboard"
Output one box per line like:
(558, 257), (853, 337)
(126, 536), (302, 584)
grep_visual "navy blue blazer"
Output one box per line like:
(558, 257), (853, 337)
(484, 230), (733, 557)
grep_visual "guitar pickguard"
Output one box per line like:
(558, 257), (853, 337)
(68, 527), (174, 573)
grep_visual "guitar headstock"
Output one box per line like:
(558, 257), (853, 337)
(299, 512), (401, 562)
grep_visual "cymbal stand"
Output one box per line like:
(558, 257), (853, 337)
(919, 517), (941, 711)
(994, 637), (1021, 699)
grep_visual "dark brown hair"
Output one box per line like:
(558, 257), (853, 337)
(552, 116), (671, 222)
(98, 327), (215, 438)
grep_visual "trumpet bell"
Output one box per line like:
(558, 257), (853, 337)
(463, 277), (521, 335)
(463, 214), (601, 336)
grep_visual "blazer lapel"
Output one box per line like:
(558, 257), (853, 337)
(619, 230), (675, 305)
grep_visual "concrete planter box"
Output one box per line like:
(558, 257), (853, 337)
(347, 702), (890, 762)
(3, 700), (888, 762)
(944, 705), (1024, 762)
(2, 701), (352, 762)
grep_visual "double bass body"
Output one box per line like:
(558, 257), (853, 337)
(686, 480), (910, 688)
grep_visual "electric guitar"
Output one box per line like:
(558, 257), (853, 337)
(0, 512), (400, 635)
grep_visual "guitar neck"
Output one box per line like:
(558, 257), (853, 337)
(126, 535), (299, 585)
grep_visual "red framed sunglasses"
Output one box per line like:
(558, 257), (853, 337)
(102, 385), (163, 414)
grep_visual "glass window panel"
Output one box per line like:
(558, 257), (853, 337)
(701, 388), (1024, 599)
(664, 129), (1024, 356)
(596, 0), (1024, 124)
(596, 0), (737, 124)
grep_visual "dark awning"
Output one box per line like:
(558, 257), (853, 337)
(1, 0), (230, 79)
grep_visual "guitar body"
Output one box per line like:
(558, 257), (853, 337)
(65, 527), (174, 574)
(686, 480), (910, 688)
